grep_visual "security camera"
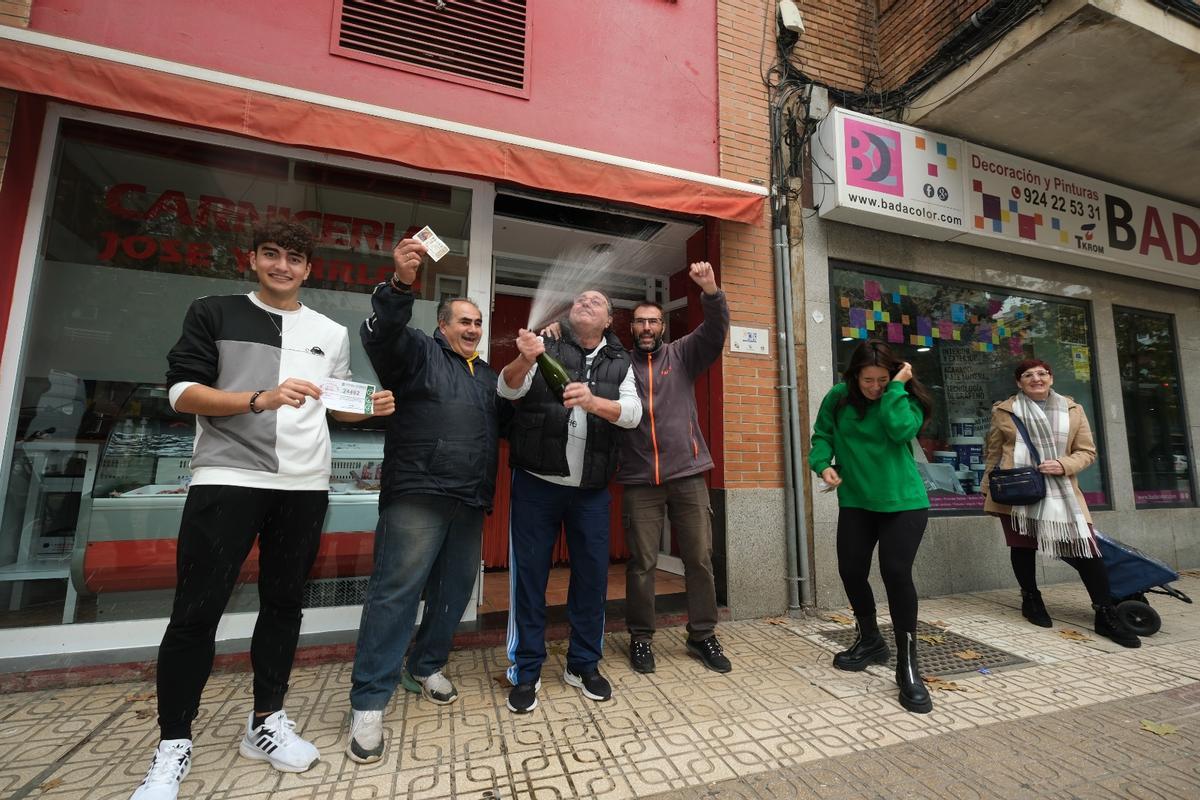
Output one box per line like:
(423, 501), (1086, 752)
(779, 0), (805, 35)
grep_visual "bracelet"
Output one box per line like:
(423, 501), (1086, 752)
(249, 390), (265, 414)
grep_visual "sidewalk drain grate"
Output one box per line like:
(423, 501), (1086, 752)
(816, 620), (1030, 677)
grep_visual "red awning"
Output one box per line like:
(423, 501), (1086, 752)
(0, 34), (766, 224)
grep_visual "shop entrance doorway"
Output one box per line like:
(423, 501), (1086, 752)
(481, 191), (716, 615)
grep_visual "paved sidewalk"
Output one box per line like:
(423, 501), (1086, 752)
(644, 684), (1200, 799)
(1, 576), (1197, 800)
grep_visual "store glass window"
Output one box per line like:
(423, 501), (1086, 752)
(830, 263), (1108, 512)
(1114, 308), (1194, 507)
(0, 119), (473, 628)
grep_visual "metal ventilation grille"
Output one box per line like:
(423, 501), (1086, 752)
(333, 0), (530, 96)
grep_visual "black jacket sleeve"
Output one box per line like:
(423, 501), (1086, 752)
(166, 299), (219, 388)
(360, 282), (430, 389)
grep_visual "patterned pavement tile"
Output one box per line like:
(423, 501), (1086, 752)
(642, 676), (1200, 800)
(3, 575), (1198, 800)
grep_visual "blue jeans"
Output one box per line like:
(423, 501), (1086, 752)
(506, 470), (612, 686)
(349, 494), (483, 711)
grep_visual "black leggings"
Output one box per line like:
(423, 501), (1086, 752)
(1010, 547), (1111, 605)
(836, 507), (928, 633)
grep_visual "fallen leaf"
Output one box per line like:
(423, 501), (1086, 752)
(923, 676), (966, 692)
(135, 709), (155, 720)
(39, 778), (63, 791)
(1058, 629), (1091, 641)
(825, 613), (854, 625)
(1140, 720), (1177, 736)
(493, 673), (510, 687)
(126, 690), (155, 702)
(763, 617), (789, 626)
(1179, 569), (1200, 578)
(954, 649), (982, 660)
(928, 620), (950, 628)
(917, 634), (945, 645)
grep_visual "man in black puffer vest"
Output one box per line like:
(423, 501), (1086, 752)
(497, 290), (642, 714)
(346, 237), (512, 765)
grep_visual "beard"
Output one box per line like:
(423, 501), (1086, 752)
(636, 333), (663, 352)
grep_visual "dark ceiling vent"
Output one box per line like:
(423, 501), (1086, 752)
(495, 195), (667, 241)
(332, 0), (531, 98)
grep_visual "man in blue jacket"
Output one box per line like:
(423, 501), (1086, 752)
(346, 238), (511, 763)
(620, 261), (732, 674)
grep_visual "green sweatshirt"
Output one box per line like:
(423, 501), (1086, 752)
(809, 381), (929, 512)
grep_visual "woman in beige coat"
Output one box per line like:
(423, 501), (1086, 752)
(982, 358), (1140, 647)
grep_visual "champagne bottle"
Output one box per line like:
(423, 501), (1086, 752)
(537, 351), (571, 402)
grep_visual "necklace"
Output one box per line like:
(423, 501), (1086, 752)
(258, 296), (301, 339)
(261, 306), (320, 356)
(264, 309), (288, 339)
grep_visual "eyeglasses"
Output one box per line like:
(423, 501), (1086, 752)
(573, 295), (607, 309)
(1020, 370), (1051, 380)
(632, 317), (663, 328)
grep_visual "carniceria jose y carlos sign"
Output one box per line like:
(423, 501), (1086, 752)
(813, 108), (1200, 287)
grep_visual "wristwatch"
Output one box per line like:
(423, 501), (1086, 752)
(249, 390), (265, 414)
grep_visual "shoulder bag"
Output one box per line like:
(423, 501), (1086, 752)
(987, 411), (1046, 506)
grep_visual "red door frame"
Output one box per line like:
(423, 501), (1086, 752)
(0, 94), (47, 356)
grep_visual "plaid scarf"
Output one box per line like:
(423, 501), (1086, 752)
(1010, 391), (1095, 558)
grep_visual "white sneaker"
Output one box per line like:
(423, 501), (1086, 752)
(405, 669), (459, 705)
(129, 739), (191, 800)
(345, 709), (385, 763)
(238, 710), (319, 772)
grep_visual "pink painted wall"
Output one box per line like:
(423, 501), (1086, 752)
(30, 0), (720, 174)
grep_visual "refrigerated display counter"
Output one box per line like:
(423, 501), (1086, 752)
(61, 392), (412, 622)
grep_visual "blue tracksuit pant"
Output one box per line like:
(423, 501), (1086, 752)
(506, 469), (611, 685)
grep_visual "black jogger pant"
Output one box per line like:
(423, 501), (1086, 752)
(836, 507), (928, 633)
(156, 485), (327, 741)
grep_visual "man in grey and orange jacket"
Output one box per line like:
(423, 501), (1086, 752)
(619, 261), (731, 674)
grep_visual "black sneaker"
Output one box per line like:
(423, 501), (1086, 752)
(686, 636), (732, 673)
(630, 640), (656, 674)
(506, 679), (541, 714)
(564, 668), (612, 701)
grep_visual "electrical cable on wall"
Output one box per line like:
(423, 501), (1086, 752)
(765, 0), (1052, 192)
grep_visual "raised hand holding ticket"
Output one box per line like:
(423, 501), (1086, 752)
(413, 226), (450, 262)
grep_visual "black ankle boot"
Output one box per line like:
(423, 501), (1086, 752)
(832, 615), (890, 671)
(1021, 590), (1052, 628)
(895, 632), (932, 714)
(1093, 603), (1141, 648)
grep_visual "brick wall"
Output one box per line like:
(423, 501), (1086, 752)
(0, 0), (30, 26)
(877, 0), (989, 87)
(0, 0), (32, 191)
(791, 0), (875, 93)
(788, 1), (990, 96)
(717, 0), (783, 489)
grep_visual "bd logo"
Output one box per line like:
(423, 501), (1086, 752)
(844, 118), (904, 197)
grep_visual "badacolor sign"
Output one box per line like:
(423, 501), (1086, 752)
(814, 108), (1200, 288)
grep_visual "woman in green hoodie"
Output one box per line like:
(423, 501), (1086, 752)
(809, 340), (934, 713)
